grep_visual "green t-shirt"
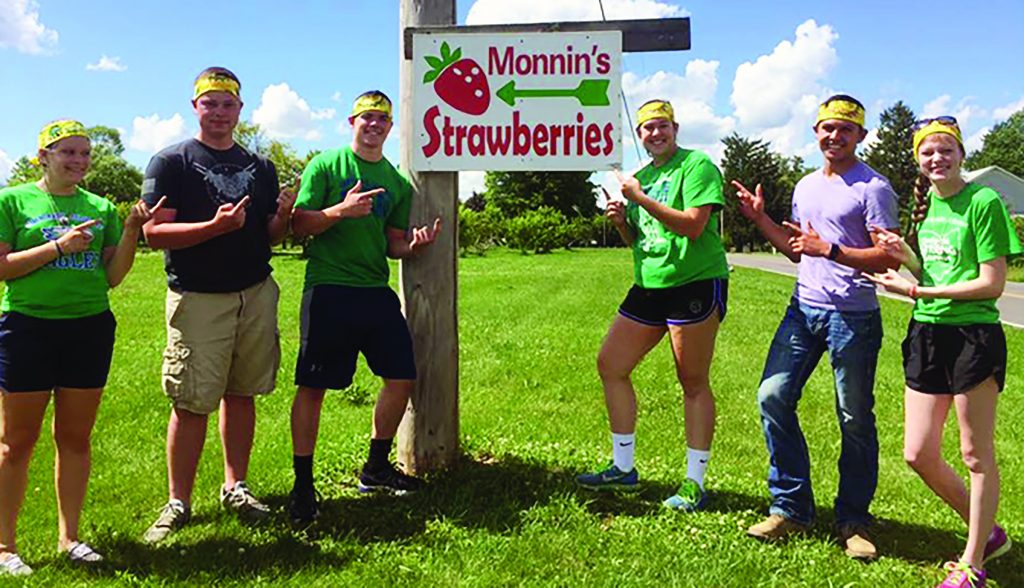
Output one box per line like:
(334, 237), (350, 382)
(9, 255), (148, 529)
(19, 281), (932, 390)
(913, 183), (1022, 325)
(296, 147), (412, 288)
(0, 183), (122, 318)
(627, 148), (729, 288)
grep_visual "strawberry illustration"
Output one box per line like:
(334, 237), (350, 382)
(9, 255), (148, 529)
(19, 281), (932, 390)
(423, 41), (490, 116)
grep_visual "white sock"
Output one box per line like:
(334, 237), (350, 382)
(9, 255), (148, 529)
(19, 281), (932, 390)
(686, 448), (711, 489)
(611, 433), (635, 472)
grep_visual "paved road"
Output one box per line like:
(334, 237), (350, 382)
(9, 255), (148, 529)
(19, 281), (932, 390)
(728, 253), (1024, 329)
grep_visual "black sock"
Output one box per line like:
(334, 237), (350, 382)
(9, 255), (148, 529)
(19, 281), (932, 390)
(293, 454), (314, 491)
(366, 438), (393, 472)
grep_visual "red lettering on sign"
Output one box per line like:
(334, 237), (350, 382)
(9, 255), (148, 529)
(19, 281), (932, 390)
(422, 105), (441, 157)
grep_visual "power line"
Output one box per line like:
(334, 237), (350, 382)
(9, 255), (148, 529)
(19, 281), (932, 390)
(598, 0), (644, 164)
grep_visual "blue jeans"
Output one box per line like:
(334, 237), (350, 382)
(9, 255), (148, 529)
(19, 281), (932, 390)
(757, 300), (882, 526)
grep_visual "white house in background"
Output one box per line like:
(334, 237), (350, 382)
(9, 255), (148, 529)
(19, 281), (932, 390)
(963, 165), (1024, 216)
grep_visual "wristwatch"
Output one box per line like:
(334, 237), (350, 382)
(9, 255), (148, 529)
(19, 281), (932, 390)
(827, 243), (841, 261)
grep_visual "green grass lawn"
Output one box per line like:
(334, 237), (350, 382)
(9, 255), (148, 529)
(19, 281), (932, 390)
(6, 248), (1022, 586)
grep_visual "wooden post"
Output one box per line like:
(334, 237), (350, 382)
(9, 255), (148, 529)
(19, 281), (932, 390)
(397, 0), (459, 473)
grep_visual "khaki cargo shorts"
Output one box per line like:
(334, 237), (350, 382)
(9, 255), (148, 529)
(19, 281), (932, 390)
(162, 277), (281, 414)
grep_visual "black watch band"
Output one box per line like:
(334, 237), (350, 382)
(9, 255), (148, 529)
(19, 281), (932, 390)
(828, 243), (841, 261)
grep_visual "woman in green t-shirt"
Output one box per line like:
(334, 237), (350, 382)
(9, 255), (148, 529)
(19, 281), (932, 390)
(869, 117), (1020, 588)
(575, 100), (729, 512)
(0, 120), (162, 576)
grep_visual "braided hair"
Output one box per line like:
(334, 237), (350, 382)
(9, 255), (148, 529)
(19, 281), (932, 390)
(911, 172), (931, 223)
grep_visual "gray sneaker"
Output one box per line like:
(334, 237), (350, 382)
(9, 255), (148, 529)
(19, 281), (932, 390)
(220, 481), (270, 522)
(143, 499), (191, 544)
(0, 554), (32, 576)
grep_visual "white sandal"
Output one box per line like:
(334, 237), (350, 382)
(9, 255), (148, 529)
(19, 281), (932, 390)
(0, 553), (33, 576)
(65, 541), (103, 563)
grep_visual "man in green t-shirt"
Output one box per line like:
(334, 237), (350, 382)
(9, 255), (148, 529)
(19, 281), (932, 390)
(288, 91), (441, 524)
(576, 99), (729, 513)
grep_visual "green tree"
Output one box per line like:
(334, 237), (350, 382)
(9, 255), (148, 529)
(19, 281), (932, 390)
(233, 121), (309, 189)
(6, 156), (42, 186)
(87, 125), (126, 157)
(720, 133), (788, 252)
(863, 101), (918, 235)
(483, 171), (598, 219)
(965, 109), (1024, 178)
(81, 154), (143, 203)
(464, 191), (486, 212)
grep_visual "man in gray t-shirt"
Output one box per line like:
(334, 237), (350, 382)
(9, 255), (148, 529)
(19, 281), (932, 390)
(731, 94), (899, 561)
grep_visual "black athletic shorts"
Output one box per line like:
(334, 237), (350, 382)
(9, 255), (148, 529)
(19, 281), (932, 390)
(295, 285), (417, 390)
(0, 310), (116, 392)
(902, 319), (1006, 394)
(618, 278), (728, 326)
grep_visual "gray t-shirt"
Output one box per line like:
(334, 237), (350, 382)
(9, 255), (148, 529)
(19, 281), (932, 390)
(791, 161), (899, 311)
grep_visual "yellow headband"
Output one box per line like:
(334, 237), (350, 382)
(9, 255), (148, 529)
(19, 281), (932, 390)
(816, 99), (865, 128)
(38, 119), (88, 151)
(32, 120), (88, 164)
(193, 74), (241, 100)
(913, 120), (963, 162)
(351, 93), (392, 120)
(636, 101), (675, 127)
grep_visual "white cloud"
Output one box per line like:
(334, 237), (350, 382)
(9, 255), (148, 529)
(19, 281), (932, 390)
(920, 94), (951, 119)
(730, 19), (839, 156)
(85, 55), (126, 72)
(993, 96), (1024, 121)
(921, 94), (985, 131)
(331, 91), (343, 102)
(0, 0), (57, 54)
(861, 127), (879, 152)
(466, 0), (686, 24)
(0, 149), (13, 184)
(129, 113), (189, 152)
(622, 62), (735, 161)
(459, 171), (485, 201)
(252, 83), (335, 141)
(964, 126), (989, 155)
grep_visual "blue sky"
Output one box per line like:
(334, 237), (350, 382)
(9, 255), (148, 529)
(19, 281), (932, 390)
(1, 0), (1022, 198)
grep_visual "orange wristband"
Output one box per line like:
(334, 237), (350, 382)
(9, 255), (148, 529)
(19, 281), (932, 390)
(909, 285), (918, 299)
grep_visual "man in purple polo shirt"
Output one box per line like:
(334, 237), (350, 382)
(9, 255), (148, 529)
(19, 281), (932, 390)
(732, 94), (900, 561)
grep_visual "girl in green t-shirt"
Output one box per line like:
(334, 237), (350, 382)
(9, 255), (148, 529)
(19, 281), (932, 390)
(575, 100), (728, 513)
(0, 121), (163, 576)
(868, 117), (1020, 588)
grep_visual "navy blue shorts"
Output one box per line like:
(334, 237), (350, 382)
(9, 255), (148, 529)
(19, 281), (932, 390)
(619, 278), (728, 326)
(294, 285), (417, 390)
(0, 310), (116, 392)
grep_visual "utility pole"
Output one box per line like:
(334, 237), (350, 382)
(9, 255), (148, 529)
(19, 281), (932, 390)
(397, 0), (460, 473)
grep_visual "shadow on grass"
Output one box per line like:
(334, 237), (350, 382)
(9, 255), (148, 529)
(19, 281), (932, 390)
(55, 454), (1021, 587)
(279, 452), (578, 542)
(70, 533), (352, 581)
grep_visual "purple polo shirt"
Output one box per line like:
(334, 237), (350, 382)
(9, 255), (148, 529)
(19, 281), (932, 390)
(791, 160), (899, 311)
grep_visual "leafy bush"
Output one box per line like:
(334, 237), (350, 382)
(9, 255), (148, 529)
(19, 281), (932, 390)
(458, 206), (505, 256)
(504, 206), (567, 254)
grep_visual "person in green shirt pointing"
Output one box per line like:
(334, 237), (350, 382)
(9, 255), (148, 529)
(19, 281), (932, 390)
(576, 99), (729, 512)
(0, 120), (160, 576)
(288, 91), (441, 525)
(868, 117), (1020, 588)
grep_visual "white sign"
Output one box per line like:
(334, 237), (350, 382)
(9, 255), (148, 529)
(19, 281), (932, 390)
(412, 31), (622, 171)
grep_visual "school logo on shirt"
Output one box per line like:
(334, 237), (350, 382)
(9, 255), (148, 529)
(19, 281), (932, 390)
(337, 178), (392, 219)
(918, 223), (964, 283)
(193, 162), (257, 206)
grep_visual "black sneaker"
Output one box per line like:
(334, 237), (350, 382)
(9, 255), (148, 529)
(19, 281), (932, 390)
(288, 486), (320, 525)
(358, 464), (424, 495)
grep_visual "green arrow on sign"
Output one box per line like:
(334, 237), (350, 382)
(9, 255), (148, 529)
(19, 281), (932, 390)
(496, 79), (611, 108)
